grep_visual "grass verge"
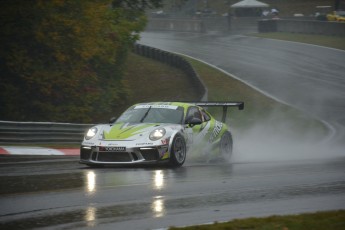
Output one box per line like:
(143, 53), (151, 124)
(169, 210), (345, 230)
(120, 52), (200, 113)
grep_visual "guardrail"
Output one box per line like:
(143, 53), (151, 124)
(0, 121), (93, 145)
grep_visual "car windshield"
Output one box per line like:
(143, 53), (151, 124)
(116, 105), (184, 124)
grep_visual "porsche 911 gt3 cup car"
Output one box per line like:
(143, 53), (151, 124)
(80, 101), (244, 167)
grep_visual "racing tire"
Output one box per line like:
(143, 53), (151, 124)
(169, 134), (187, 167)
(220, 131), (233, 162)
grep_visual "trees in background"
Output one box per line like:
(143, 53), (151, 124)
(0, 0), (161, 122)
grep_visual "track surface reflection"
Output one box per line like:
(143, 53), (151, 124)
(0, 155), (345, 229)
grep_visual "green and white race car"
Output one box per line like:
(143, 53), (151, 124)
(80, 101), (244, 167)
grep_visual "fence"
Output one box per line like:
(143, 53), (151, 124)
(0, 44), (207, 145)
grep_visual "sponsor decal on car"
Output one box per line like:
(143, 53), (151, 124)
(161, 137), (170, 145)
(209, 121), (223, 143)
(99, 146), (126, 152)
(136, 143), (154, 146)
(83, 142), (94, 145)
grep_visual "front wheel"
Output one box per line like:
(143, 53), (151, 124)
(220, 131), (233, 162)
(169, 134), (187, 167)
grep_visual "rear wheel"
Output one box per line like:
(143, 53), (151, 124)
(169, 134), (187, 167)
(220, 131), (233, 162)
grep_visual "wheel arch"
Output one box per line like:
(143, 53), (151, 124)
(167, 131), (185, 155)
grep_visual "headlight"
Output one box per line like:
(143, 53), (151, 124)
(149, 128), (166, 141)
(85, 127), (98, 140)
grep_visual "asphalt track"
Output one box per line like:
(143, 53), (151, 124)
(1, 32), (345, 229)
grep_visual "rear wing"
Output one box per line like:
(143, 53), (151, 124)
(192, 101), (244, 123)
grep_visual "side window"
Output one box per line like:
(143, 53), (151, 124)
(201, 109), (211, 122)
(186, 107), (202, 123)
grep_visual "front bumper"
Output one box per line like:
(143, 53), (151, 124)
(79, 145), (169, 165)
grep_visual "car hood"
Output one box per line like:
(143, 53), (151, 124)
(103, 122), (162, 140)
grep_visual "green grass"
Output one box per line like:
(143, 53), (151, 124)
(116, 52), (200, 115)
(124, 52), (200, 103)
(169, 210), (345, 230)
(252, 32), (345, 50)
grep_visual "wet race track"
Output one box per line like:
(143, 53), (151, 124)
(1, 32), (345, 229)
(1, 155), (345, 230)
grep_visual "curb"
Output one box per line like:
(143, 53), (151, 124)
(0, 146), (79, 156)
(0, 147), (10, 155)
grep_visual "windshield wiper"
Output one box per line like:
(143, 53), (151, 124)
(140, 106), (151, 123)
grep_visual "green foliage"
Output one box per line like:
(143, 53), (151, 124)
(0, 0), (161, 123)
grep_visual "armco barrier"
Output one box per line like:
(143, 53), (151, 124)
(0, 45), (207, 145)
(0, 121), (93, 145)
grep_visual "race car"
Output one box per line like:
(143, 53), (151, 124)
(80, 101), (244, 167)
(327, 11), (345, 22)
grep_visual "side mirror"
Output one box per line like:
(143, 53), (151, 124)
(109, 117), (117, 124)
(186, 117), (202, 127)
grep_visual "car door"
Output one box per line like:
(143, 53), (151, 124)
(184, 106), (211, 147)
